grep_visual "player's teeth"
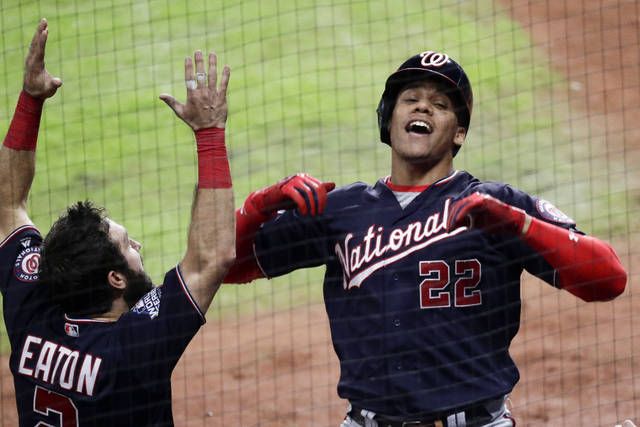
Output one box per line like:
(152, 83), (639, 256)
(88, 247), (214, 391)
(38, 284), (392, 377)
(407, 121), (431, 133)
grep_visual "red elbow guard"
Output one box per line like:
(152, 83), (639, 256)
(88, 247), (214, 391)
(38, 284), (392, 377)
(522, 217), (627, 301)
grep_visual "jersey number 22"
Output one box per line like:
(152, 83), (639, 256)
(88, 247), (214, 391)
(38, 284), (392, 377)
(419, 259), (482, 308)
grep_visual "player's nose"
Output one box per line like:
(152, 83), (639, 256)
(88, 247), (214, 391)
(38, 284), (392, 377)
(413, 99), (432, 114)
(131, 239), (142, 251)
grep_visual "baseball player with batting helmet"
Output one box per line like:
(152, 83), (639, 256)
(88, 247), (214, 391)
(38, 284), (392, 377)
(0, 19), (235, 425)
(225, 50), (627, 426)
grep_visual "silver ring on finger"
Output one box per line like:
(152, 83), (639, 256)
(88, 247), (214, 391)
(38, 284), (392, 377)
(196, 72), (206, 84)
(185, 79), (197, 90)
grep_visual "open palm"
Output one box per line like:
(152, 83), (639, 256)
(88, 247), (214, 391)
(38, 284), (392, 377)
(23, 19), (62, 99)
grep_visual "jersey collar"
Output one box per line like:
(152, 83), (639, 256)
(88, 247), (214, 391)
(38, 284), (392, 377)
(64, 314), (116, 324)
(383, 170), (460, 192)
(384, 177), (429, 193)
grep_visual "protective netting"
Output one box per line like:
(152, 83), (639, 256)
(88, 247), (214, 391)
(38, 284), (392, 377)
(0, 1), (637, 425)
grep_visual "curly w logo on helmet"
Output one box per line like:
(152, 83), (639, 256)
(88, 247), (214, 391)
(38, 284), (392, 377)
(419, 51), (449, 67)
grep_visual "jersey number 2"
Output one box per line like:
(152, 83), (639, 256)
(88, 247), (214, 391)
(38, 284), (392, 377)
(419, 259), (482, 308)
(33, 386), (79, 427)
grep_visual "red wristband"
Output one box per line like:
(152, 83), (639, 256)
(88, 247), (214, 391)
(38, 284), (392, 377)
(195, 127), (231, 189)
(3, 91), (44, 151)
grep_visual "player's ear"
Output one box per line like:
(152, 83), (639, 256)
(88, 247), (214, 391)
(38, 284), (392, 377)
(107, 270), (127, 290)
(453, 126), (466, 149)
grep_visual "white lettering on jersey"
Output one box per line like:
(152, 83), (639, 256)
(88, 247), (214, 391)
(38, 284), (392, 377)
(335, 199), (467, 289)
(76, 355), (102, 396)
(50, 346), (72, 385)
(18, 335), (41, 376)
(59, 351), (79, 390)
(34, 341), (59, 382)
(17, 335), (102, 397)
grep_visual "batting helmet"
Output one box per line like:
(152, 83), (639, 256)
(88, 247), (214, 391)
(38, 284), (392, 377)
(376, 51), (473, 154)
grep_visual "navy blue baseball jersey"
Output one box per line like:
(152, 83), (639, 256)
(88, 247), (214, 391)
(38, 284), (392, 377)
(253, 170), (577, 416)
(0, 225), (205, 426)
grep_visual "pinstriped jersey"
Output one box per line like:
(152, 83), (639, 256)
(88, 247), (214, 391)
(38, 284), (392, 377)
(0, 226), (205, 426)
(254, 170), (577, 416)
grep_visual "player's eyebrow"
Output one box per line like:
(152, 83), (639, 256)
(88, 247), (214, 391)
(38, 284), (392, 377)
(400, 86), (420, 96)
(430, 93), (451, 104)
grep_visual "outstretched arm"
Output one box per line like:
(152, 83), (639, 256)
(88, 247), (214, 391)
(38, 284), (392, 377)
(160, 50), (235, 313)
(447, 192), (627, 302)
(225, 173), (335, 283)
(0, 18), (62, 241)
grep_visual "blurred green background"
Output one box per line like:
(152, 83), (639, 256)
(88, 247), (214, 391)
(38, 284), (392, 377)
(0, 0), (633, 335)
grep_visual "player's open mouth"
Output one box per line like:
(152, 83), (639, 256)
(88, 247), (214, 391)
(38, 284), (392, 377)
(405, 120), (432, 135)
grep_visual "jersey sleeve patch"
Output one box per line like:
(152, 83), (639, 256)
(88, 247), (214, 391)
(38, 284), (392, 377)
(13, 242), (41, 283)
(535, 199), (575, 226)
(131, 287), (162, 319)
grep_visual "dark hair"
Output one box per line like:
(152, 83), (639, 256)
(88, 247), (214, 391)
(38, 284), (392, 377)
(39, 201), (128, 316)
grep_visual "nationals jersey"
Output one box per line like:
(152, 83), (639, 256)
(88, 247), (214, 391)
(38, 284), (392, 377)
(0, 226), (205, 426)
(254, 170), (577, 416)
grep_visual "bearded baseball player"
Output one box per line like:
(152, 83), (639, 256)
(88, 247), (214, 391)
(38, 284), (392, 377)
(224, 50), (627, 426)
(0, 19), (234, 425)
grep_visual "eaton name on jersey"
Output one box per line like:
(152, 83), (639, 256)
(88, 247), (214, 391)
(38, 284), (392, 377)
(18, 334), (102, 396)
(335, 198), (465, 289)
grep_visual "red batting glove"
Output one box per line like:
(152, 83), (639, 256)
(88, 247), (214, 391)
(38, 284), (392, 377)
(226, 173), (334, 284)
(447, 193), (627, 302)
(447, 192), (527, 235)
(246, 173), (336, 217)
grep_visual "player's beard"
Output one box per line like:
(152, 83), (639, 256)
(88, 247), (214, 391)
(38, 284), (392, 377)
(122, 267), (154, 308)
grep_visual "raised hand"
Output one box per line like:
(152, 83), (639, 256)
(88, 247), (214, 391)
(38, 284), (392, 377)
(248, 173), (336, 217)
(23, 18), (62, 99)
(160, 50), (230, 130)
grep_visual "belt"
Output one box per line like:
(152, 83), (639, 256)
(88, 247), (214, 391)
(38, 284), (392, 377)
(348, 400), (493, 427)
(348, 408), (443, 427)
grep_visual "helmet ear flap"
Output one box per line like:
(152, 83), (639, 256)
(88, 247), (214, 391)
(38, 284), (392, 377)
(376, 95), (393, 145)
